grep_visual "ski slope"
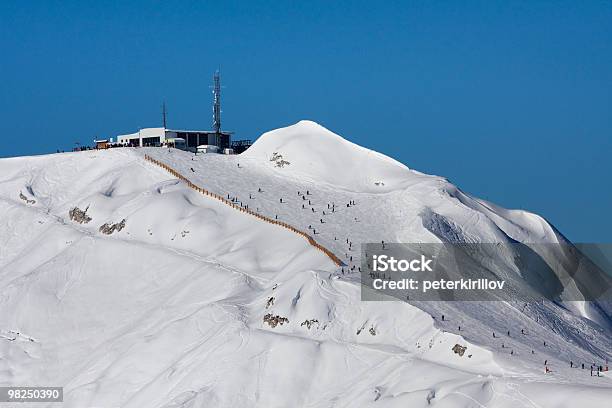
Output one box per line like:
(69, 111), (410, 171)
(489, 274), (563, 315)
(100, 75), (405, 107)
(0, 121), (610, 407)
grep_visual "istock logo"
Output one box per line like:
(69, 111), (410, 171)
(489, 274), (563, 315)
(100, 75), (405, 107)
(372, 254), (433, 272)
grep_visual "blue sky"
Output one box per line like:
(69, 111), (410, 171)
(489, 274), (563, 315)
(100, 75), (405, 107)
(1, 1), (610, 242)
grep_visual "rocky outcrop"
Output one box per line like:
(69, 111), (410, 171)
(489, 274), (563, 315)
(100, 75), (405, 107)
(69, 206), (91, 224)
(263, 313), (289, 328)
(300, 319), (319, 330)
(452, 344), (467, 356)
(99, 219), (126, 235)
(19, 192), (36, 205)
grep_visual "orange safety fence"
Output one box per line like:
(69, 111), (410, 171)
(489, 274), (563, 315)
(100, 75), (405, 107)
(144, 154), (343, 266)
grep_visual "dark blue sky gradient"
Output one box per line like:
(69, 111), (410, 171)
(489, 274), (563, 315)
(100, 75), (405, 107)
(1, 1), (610, 242)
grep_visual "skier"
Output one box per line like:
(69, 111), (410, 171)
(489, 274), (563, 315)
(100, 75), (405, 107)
(442, 315), (445, 321)
(570, 361), (573, 368)
(280, 198), (283, 203)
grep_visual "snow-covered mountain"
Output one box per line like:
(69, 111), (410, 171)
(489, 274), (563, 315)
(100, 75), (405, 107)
(0, 121), (610, 407)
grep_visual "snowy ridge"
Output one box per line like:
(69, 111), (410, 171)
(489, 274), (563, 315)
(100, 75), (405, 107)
(0, 122), (610, 407)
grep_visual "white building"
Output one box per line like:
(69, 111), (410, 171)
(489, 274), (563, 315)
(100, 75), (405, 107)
(117, 127), (231, 151)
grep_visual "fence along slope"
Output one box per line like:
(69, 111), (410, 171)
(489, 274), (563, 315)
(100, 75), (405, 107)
(144, 154), (343, 266)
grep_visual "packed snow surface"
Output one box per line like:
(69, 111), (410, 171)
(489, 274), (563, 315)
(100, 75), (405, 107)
(0, 120), (610, 407)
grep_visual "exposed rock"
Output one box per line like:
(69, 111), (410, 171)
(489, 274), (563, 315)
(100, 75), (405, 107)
(270, 152), (290, 168)
(265, 297), (275, 309)
(19, 192), (36, 205)
(99, 219), (126, 235)
(300, 319), (319, 330)
(69, 206), (91, 224)
(452, 344), (467, 357)
(263, 313), (289, 328)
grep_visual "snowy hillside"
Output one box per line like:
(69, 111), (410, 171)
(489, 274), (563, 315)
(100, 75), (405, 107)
(0, 121), (610, 407)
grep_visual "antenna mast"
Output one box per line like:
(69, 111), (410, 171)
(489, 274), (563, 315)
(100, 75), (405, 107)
(162, 101), (167, 129)
(212, 70), (221, 134)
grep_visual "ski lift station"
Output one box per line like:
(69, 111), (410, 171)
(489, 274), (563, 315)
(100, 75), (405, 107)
(116, 127), (231, 151)
(114, 71), (247, 154)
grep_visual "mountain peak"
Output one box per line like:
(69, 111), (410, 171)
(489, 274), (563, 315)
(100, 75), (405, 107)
(243, 121), (415, 192)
